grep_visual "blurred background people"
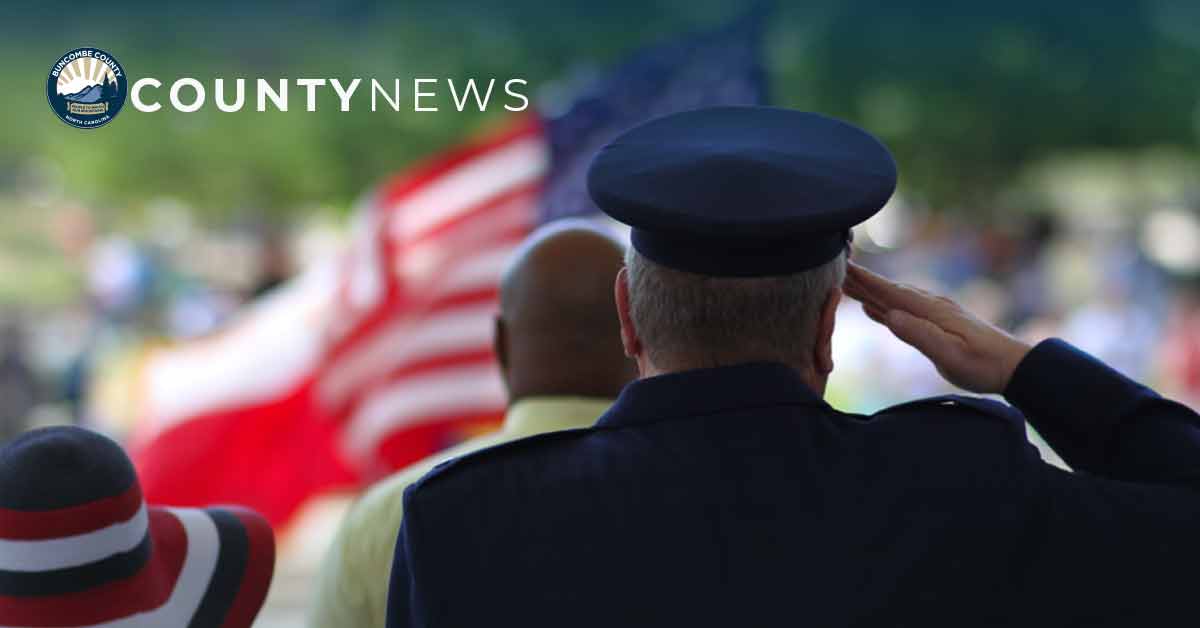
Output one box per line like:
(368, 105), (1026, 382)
(0, 318), (38, 442)
(250, 228), (295, 299)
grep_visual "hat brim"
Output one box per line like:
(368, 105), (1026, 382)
(0, 506), (274, 627)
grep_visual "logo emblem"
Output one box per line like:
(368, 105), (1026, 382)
(46, 47), (127, 129)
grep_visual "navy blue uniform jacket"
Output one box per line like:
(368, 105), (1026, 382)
(386, 339), (1200, 626)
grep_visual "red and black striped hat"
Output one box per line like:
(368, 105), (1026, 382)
(0, 426), (275, 628)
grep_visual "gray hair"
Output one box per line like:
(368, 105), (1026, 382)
(624, 249), (847, 372)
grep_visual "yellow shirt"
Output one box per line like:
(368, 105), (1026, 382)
(308, 396), (612, 628)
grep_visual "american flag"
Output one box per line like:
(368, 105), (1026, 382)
(541, 8), (767, 221)
(131, 10), (766, 526)
(322, 115), (547, 477)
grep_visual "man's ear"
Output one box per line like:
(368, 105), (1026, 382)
(814, 286), (841, 376)
(493, 315), (509, 376)
(614, 267), (641, 359)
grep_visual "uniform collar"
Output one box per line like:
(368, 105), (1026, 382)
(595, 361), (828, 429)
(503, 396), (614, 436)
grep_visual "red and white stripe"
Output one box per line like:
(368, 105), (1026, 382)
(0, 508), (214, 628)
(128, 114), (549, 523)
(136, 258), (339, 440)
(0, 505), (147, 573)
(325, 115), (548, 470)
(0, 485), (143, 542)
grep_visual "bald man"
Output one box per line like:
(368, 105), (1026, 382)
(309, 221), (637, 628)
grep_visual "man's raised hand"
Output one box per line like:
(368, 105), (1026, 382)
(843, 262), (1032, 395)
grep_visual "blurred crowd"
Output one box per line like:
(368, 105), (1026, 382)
(0, 210), (311, 438)
(0, 194), (1196, 627)
(1, 204), (1199, 443)
(830, 209), (1200, 414)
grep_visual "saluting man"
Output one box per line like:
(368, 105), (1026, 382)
(386, 106), (1200, 627)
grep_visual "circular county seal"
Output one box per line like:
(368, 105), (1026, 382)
(46, 47), (128, 129)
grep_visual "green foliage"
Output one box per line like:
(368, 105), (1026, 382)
(2, 1), (1197, 222)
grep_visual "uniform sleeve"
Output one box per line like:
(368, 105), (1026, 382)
(1013, 459), (1200, 620)
(997, 340), (1200, 618)
(1004, 338), (1200, 487)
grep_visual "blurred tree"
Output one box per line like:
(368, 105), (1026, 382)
(0, 0), (1196, 221)
(101, 75), (117, 102)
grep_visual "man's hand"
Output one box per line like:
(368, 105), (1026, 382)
(843, 262), (1032, 395)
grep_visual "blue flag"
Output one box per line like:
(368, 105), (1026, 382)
(538, 9), (769, 222)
